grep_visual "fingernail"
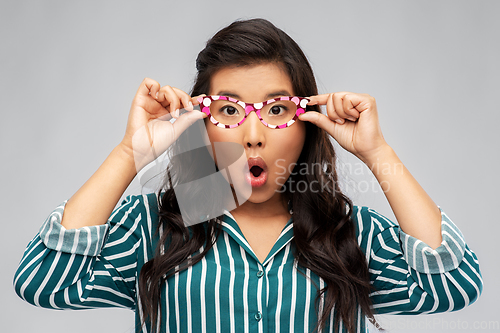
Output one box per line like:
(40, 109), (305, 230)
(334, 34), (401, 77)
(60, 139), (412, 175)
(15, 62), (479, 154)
(174, 109), (180, 118)
(155, 92), (158, 99)
(335, 119), (344, 124)
(187, 101), (193, 111)
(347, 117), (357, 122)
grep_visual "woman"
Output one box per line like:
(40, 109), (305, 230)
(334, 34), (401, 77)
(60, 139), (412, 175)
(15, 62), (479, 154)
(13, 18), (482, 333)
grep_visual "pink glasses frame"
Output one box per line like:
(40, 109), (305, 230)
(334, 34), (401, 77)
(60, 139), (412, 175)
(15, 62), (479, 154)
(197, 95), (310, 129)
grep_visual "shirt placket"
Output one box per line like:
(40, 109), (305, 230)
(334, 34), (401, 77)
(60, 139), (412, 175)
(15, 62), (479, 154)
(219, 212), (295, 332)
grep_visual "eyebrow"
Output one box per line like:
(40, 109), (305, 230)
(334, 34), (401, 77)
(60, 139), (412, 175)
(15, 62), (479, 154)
(215, 90), (293, 100)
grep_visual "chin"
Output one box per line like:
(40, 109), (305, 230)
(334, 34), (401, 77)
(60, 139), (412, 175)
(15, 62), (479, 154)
(230, 183), (281, 205)
(250, 187), (283, 204)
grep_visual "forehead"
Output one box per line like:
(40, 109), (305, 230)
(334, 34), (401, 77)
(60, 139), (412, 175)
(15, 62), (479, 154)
(209, 63), (294, 101)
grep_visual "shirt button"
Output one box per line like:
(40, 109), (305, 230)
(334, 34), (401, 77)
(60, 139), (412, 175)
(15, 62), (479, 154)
(256, 270), (264, 278)
(254, 311), (262, 321)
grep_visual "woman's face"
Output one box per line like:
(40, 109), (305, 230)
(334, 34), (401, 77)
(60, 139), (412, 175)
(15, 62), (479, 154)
(205, 63), (306, 207)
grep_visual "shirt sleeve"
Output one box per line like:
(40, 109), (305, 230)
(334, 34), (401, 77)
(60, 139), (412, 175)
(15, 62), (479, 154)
(353, 206), (483, 315)
(13, 193), (157, 310)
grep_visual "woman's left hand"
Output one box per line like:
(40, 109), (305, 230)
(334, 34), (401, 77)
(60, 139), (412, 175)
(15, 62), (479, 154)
(298, 92), (388, 163)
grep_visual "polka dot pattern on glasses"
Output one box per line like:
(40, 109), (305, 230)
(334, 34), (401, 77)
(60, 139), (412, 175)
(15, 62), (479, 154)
(197, 95), (309, 129)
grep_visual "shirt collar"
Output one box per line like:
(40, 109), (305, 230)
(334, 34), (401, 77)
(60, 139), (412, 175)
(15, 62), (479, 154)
(218, 209), (294, 266)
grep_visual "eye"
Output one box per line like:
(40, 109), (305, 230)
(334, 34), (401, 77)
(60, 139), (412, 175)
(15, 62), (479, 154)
(268, 104), (288, 116)
(220, 105), (239, 116)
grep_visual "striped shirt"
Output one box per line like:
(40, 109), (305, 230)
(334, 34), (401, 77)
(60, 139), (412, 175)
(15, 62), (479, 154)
(13, 192), (483, 333)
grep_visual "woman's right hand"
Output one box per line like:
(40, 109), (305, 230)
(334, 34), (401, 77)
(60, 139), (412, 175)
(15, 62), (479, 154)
(119, 78), (206, 171)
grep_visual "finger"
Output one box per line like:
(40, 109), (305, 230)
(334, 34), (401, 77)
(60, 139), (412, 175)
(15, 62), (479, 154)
(326, 93), (345, 124)
(156, 85), (169, 107)
(191, 94), (206, 106)
(298, 111), (337, 134)
(158, 85), (181, 116)
(171, 87), (195, 111)
(137, 78), (161, 100)
(333, 92), (348, 119)
(306, 93), (330, 106)
(187, 94), (208, 119)
(345, 93), (371, 113)
(171, 107), (208, 139)
(342, 94), (361, 121)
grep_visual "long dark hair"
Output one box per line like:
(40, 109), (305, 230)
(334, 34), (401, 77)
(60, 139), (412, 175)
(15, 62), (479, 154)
(138, 18), (381, 333)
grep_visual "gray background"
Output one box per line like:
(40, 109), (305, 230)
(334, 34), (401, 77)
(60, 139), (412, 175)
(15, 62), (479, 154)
(1, 1), (498, 332)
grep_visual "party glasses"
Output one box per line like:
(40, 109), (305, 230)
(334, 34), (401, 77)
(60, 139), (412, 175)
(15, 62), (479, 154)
(197, 95), (310, 129)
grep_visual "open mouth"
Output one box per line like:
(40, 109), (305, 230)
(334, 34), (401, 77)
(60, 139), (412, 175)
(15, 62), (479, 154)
(250, 165), (263, 177)
(246, 157), (268, 187)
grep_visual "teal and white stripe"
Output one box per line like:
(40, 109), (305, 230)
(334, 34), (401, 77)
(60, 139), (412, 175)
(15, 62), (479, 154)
(14, 193), (483, 333)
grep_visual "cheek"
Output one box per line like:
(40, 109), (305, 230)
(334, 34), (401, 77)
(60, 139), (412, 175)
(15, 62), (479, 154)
(204, 121), (226, 149)
(204, 122), (243, 168)
(203, 121), (217, 161)
(286, 124), (306, 157)
(271, 126), (306, 172)
(205, 120), (244, 147)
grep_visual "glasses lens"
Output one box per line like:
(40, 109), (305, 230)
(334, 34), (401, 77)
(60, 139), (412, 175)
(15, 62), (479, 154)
(261, 100), (297, 126)
(209, 98), (299, 126)
(210, 100), (245, 125)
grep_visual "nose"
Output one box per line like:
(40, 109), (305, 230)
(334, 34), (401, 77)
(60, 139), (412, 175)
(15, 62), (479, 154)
(243, 110), (264, 148)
